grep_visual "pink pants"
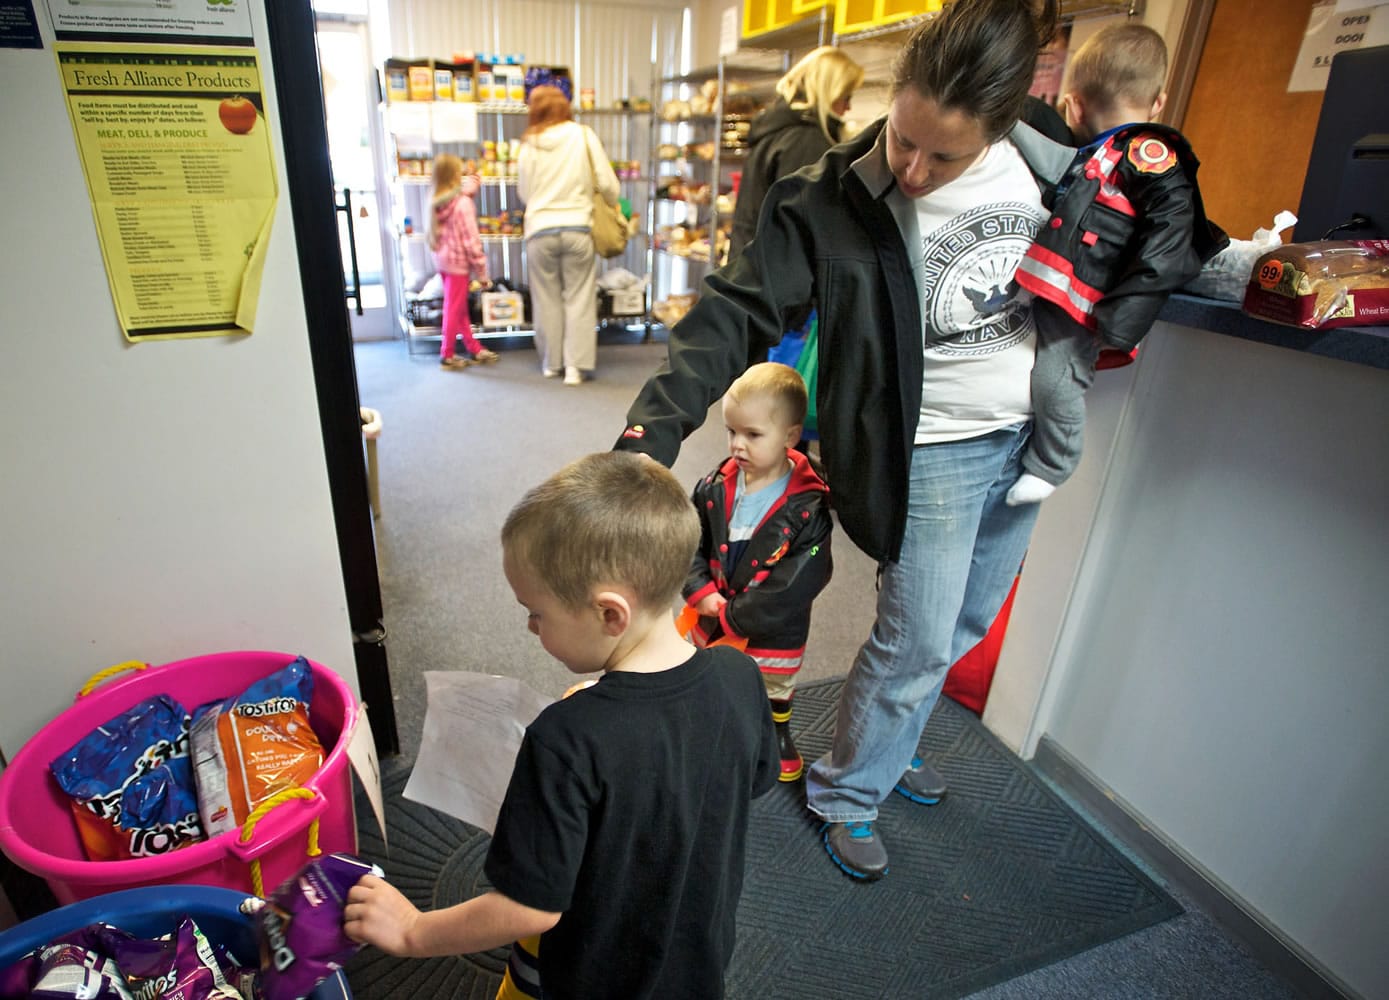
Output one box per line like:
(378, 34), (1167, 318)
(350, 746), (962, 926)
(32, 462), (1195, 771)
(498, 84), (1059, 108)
(440, 272), (483, 360)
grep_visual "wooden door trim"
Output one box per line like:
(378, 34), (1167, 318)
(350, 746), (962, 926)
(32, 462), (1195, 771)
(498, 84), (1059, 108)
(1166, 0), (1216, 129)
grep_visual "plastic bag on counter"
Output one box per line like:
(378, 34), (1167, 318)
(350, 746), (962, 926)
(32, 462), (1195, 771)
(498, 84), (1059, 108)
(1184, 210), (1297, 301)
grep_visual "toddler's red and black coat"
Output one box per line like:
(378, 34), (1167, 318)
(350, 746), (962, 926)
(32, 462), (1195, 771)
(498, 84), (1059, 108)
(684, 449), (833, 679)
(1017, 123), (1227, 358)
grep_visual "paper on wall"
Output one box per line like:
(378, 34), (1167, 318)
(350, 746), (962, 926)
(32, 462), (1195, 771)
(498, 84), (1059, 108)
(346, 704), (387, 850)
(403, 672), (555, 835)
(1288, 1), (1381, 92)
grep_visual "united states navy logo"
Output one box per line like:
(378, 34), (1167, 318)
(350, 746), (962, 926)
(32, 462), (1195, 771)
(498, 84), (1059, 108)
(921, 202), (1044, 356)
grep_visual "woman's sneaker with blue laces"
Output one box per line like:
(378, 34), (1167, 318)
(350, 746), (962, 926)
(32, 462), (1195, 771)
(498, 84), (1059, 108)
(894, 757), (947, 805)
(822, 821), (889, 880)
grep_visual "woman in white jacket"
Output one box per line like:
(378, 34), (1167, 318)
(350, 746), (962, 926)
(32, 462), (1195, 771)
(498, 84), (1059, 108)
(517, 85), (621, 385)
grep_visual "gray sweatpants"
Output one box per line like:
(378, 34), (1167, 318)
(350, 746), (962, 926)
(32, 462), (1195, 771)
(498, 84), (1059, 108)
(526, 229), (598, 373)
(1025, 300), (1102, 487)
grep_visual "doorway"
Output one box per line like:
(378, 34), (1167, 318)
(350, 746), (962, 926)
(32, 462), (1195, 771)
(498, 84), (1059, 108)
(315, 10), (395, 341)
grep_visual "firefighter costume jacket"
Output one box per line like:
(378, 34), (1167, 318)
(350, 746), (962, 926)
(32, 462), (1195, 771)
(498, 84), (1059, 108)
(684, 449), (833, 679)
(1017, 123), (1227, 353)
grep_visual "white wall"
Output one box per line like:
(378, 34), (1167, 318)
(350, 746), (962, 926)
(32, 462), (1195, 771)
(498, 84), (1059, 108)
(0, 3), (357, 757)
(383, 0), (687, 106)
(996, 322), (1389, 997)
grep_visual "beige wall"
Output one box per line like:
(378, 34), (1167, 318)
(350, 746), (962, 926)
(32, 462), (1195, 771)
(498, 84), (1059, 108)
(0, 3), (358, 758)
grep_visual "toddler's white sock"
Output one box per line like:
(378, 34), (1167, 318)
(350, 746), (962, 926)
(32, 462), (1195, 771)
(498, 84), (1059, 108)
(1006, 473), (1056, 506)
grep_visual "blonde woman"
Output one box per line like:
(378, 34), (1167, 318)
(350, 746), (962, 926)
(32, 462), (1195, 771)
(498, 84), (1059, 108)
(517, 85), (621, 385)
(728, 46), (865, 260)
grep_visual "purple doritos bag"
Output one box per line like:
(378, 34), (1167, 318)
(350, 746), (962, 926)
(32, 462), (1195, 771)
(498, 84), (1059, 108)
(255, 853), (379, 1000)
(109, 916), (245, 999)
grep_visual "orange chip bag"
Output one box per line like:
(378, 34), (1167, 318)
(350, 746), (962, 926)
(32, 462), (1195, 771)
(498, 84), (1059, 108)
(190, 656), (324, 839)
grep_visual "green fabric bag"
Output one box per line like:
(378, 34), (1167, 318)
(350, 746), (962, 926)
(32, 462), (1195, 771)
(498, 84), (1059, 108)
(793, 312), (819, 437)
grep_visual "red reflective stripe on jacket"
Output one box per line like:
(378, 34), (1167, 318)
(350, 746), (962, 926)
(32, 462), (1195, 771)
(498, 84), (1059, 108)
(1017, 244), (1102, 330)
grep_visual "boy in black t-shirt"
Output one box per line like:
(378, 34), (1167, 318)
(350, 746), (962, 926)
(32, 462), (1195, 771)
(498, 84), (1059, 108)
(344, 451), (780, 1000)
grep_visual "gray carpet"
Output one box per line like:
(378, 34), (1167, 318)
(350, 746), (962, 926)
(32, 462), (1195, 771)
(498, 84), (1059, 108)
(345, 684), (1180, 1000)
(349, 326), (1304, 999)
(352, 327), (879, 761)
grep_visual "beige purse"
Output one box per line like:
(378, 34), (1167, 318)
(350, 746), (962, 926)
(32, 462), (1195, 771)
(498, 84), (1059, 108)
(588, 136), (629, 258)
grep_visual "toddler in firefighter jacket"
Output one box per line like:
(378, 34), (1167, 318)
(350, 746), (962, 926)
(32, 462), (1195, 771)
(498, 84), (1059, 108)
(1010, 22), (1228, 505)
(684, 362), (833, 782)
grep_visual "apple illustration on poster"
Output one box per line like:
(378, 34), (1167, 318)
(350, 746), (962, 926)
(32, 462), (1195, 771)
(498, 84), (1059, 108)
(218, 96), (257, 134)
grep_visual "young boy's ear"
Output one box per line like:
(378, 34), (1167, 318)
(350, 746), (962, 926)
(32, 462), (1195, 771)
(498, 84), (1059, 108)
(594, 591), (632, 637)
(1060, 91), (1083, 132)
(1150, 90), (1168, 122)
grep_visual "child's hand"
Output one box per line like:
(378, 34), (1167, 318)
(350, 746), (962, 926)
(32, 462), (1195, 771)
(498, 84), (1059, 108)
(344, 873), (421, 957)
(695, 593), (727, 618)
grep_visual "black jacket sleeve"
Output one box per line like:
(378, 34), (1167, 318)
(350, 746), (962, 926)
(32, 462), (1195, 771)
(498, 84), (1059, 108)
(613, 177), (818, 466)
(1094, 160), (1204, 348)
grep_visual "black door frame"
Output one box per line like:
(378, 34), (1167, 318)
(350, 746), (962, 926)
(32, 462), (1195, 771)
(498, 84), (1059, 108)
(264, 0), (399, 757)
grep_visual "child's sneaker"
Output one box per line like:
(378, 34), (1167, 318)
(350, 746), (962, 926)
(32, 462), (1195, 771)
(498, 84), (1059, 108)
(472, 348), (500, 363)
(441, 356), (473, 370)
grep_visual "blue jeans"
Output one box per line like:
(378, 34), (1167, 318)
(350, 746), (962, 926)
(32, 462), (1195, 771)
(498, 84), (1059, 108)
(806, 424), (1039, 822)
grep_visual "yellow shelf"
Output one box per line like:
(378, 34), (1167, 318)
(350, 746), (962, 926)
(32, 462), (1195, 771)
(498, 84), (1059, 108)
(833, 0), (941, 40)
(744, 0), (831, 39)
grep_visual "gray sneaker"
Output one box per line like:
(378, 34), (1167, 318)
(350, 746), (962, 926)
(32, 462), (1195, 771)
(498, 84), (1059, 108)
(822, 821), (889, 880)
(894, 756), (946, 805)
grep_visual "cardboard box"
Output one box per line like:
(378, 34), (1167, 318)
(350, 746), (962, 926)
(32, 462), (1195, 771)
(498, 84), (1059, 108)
(407, 62), (434, 101)
(604, 288), (646, 316)
(481, 290), (525, 327)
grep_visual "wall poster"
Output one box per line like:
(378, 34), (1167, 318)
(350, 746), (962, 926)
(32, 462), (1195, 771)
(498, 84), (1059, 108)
(55, 43), (277, 340)
(44, 0), (252, 45)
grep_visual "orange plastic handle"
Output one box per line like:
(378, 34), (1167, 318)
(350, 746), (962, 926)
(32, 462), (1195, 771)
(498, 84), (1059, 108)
(674, 605), (699, 637)
(674, 605), (747, 651)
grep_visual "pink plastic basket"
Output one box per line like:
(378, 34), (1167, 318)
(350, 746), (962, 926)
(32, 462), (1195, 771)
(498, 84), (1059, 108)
(0, 651), (359, 905)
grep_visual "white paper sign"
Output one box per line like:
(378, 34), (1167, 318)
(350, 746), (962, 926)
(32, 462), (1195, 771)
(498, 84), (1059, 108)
(45, 0), (253, 43)
(346, 704), (387, 850)
(719, 5), (739, 57)
(432, 103), (479, 144)
(1289, 2), (1377, 92)
(403, 672), (554, 835)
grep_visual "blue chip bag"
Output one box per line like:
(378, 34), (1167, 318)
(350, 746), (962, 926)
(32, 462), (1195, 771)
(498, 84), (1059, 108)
(50, 695), (203, 861)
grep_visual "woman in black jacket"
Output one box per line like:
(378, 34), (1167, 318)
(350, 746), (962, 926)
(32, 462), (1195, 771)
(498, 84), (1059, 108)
(727, 46), (865, 261)
(617, 0), (1066, 883)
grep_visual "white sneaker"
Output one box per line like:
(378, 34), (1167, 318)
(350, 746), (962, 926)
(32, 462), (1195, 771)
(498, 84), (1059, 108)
(543, 366), (562, 378)
(563, 367), (583, 386)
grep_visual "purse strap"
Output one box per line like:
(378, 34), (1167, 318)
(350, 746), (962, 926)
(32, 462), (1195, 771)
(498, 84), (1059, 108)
(583, 125), (601, 194)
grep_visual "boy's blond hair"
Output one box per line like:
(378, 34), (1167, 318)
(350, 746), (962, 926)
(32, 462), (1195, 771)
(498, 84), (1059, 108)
(1068, 23), (1168, 115)
(501, 452), (699, 611)
(725, 361), (808, 428)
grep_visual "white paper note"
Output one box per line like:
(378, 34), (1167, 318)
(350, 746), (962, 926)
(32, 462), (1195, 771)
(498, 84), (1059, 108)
(404, 672), (555, 835)
(346, 704), (387, 851)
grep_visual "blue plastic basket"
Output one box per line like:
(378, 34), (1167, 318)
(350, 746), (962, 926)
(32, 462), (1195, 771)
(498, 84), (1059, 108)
(0, 885), (350, 998)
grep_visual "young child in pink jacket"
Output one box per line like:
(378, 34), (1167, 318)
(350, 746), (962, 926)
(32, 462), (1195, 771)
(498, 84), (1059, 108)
(428, 154), (496, 369)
